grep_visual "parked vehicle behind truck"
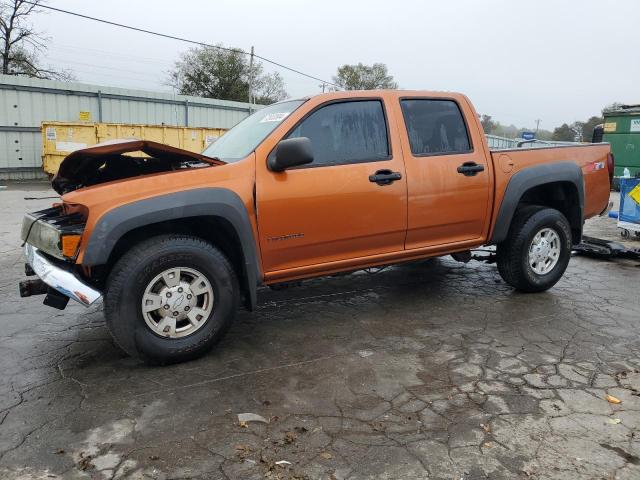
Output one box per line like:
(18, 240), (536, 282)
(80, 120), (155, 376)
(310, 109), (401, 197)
(19, 90), (613, 363)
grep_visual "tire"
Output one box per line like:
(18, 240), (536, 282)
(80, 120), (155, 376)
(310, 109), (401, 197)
(496, 206), (572, 293)
(104, 235), (239, 364)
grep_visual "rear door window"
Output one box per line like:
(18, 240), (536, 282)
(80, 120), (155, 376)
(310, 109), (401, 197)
(400, 99), (471, 156)
(286, 100), (390, 167)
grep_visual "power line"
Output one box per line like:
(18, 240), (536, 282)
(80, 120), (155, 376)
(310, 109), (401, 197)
(47, 57), (170, 77)
(27, 1), (340, 88)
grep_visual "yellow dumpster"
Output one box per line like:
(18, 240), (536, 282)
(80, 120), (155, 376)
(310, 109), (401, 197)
(42, 122), (227, 175)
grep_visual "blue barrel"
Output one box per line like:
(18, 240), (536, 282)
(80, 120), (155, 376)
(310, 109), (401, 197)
(619, 177), (640, 224)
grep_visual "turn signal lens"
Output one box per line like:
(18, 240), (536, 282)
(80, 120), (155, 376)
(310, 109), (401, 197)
(61, 234), (81, 258)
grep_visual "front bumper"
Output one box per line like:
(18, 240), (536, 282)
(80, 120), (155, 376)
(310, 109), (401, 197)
(24, 243), (102, 307)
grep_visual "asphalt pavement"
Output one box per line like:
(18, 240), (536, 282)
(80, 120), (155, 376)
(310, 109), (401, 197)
(1, 183), (639, 480)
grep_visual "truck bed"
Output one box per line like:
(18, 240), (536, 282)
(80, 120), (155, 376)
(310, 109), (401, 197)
(489, 143), (612, 225)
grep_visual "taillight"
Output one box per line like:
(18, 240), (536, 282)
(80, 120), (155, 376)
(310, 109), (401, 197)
(607, 152), (615, 186)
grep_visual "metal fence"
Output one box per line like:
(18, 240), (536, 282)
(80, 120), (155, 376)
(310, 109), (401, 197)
(0, 75), (255, 180)
(485, 134), (520, 149)
(486, 134), (581, 150)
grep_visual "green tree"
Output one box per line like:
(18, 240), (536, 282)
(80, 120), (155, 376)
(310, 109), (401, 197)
(332, 63), (398, 90)
(535, 129), (554, 141)
(169, 45), (287, 105)
(552, 123), (576, 142)
(581, 116), (603, 143)
(479, 114), (496, 134)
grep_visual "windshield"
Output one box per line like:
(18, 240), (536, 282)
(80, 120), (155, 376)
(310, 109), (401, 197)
(202, 100), (305, 162)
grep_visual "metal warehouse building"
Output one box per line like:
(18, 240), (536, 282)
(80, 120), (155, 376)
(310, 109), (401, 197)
(0, 75), (254, 180)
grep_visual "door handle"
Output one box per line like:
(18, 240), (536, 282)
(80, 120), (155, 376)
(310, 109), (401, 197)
(457, 162), (485, 176)
(369, 169), (402, 186)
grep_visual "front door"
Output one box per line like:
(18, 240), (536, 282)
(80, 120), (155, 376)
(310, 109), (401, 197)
(256, 98), (407, 275)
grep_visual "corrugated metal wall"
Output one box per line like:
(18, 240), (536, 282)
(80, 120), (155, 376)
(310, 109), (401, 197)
(0, 75), (255, 180)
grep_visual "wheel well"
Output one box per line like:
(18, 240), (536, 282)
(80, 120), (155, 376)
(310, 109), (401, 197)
(102, 216), (252, 309)
(517, 181), (582, 243)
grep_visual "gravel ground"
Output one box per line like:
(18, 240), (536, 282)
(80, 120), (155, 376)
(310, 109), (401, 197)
(0, 183), (639, 480)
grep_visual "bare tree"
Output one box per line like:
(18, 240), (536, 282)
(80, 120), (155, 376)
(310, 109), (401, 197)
(251, 69), (287, 105)
(1, 0), (73, 80)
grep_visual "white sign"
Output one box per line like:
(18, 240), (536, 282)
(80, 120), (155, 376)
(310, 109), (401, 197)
(45, 127), (56, 141)
(259, 112), (290, 123)
(630, 118), (640, 133)
(55, 141), (87, 153)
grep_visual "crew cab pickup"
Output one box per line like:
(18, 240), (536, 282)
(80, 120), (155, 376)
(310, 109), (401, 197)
(19, 91), (613, 363)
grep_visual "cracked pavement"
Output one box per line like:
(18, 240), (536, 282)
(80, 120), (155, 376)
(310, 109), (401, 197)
(1, 183), (640, 479)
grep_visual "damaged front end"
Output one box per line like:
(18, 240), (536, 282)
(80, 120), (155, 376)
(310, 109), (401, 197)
(51, 139), (224, 194)
(21, 139), (224, 309)
(20, 204), (100, 309)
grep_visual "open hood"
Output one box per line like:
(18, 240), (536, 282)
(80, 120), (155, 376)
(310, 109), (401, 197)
(52, 139), (224, 194)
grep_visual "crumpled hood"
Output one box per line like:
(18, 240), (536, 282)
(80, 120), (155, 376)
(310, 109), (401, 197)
(52, 139), (224, 195)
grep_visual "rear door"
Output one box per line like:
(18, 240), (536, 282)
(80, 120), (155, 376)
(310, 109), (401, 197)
(395, 97), (492, 249)
(256, 98), (407, 274)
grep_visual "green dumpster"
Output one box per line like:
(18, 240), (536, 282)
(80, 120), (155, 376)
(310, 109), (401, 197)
(602, 105), (640, 178)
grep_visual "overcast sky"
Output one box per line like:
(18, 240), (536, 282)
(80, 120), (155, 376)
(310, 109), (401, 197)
(35, 0), (638, 129)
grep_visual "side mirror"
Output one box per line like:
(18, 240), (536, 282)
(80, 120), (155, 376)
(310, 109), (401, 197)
(268, 137), (314, 172)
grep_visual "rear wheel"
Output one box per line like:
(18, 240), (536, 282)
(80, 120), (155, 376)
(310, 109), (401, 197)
(497, 206), (572, 292)
(105, 235), (239, 364)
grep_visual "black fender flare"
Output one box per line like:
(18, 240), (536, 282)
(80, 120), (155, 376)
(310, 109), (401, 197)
(490, 162), (584, 244)
(83, 188), (261, 309)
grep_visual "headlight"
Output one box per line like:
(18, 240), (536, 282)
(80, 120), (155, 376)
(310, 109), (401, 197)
(27, 218), (61, 256)
(21, 207), (85, 260)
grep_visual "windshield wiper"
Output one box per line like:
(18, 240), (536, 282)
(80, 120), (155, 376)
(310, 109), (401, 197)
(199, 155), (226, 165)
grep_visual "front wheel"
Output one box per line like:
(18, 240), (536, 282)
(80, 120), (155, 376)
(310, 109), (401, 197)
(104, 235), (239, 364)
(497, 206), (572, 293)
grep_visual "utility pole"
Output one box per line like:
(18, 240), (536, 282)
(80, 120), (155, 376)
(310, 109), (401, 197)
(248, 46), (254, 111)
(535, 119), (541, 133)
(319, 82), (326, 93)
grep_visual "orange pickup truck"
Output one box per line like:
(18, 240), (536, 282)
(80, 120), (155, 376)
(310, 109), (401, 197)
(19, 90), (613, 363)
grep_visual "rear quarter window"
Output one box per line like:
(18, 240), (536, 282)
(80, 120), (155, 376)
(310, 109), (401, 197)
(400, 99), (472, 156)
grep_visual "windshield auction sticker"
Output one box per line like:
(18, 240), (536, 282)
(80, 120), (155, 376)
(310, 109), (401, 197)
(260, 112), (291, 123)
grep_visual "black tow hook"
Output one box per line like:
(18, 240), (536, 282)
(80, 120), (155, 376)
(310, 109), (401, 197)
(19, 279), (48, 297)
(19, 280), (70, 310)
(43, 289), (70, 310)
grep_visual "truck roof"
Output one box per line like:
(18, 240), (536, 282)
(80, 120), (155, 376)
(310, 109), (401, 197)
(291, 89), (467, 103)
